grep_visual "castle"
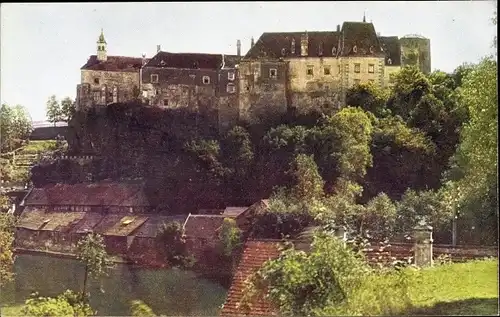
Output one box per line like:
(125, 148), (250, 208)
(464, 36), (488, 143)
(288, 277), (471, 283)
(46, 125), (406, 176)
(76, 17), (431, 130)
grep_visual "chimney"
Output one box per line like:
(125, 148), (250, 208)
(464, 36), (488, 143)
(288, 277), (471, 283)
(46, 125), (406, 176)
(250, 37), (255, 48)
(300, 31), (309, 56)
(157, 45), (161, 53)
(337, 25), (340, 32)
(237, 39), (241, 57)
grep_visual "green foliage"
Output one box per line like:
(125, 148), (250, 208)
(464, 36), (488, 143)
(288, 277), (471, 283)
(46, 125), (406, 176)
(395, 189), (453, 234)
(183, 138), (224, 175)
(346, 81), (391, 117)
(0, 212), (15, 287)
(21, 290), (94, 317)
(76, 233), (114, 299)
(129, 300), (156, 317)
(374, 116), (435, 153)
(46, 95), (64, 125)
(288, 154), (325, 205)
(61, 97), (76, 123)
(0, 103), (33, 152)
(242, 232), (370, 316)
(157, 221), (195, 268)
(263, 124), (311, 154)
(222, 126), (254, 175)
(217, 218), (242, 257)
(362, 192), (397, 239)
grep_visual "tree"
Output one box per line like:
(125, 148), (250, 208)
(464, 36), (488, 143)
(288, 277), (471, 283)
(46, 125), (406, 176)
(46, 95), (63, 126)
(21, 290), (94, 317)
(242, 232), (369, 316)
(157, 221), (195, 268)
(288, 154), (325, 205)
(1, 103), (33, 152)
(129, 300), (156, 317)
(76, 233), (113, 300)
(217, 218), (242, 257)
(61, 97), (76, 123)
(346, 82), (391, 117)
(0, 212), (15, 287)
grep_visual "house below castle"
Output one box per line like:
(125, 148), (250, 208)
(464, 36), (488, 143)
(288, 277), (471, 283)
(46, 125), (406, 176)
(76, 18), (431, 129)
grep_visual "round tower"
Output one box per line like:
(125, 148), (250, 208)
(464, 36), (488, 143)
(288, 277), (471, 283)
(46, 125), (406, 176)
(97, 29), (107, 62)
(400, 34), (431, 74)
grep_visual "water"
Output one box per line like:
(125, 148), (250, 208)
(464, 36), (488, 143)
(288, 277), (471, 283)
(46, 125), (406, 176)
(1, 254), (228, 316)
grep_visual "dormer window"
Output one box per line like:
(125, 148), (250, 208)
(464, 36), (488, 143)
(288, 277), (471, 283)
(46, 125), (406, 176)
(332, 47), (337, 55)
(193, 61), (199, 69)
(151, 74), (159, 83)
(269, 68), (278, 79)
(228, 72), (235, 81)
(369, 46), (374, 54)
(353, 45), (358, 53)
(318, 43), (323, 56)
(160, 60), (166, 66)
(202, 76), (210, 84)
(281, 48), (286, 56)
(388, 58), (392, 65)
(291, 39), (296, 54)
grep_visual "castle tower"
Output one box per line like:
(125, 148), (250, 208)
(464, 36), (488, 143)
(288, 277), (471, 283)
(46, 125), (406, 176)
(97, 28), (107, 62)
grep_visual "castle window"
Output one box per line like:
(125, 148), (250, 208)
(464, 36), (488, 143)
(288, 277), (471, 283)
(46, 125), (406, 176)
(160, 60), (166, 66)
(318, 43), (324, 56)
(228, 72), (235, 81)
(324, 66), (331, 75)
(94, 78), (100, 84)
(151, 74), (159, 83)
(354, 63), (361, 73)
(368, 64), (375, 73)
(307, 65), (314, 76)
(269, 68), (278, 79)
(227, 83), (236, 93)
(388, 58), (393, 65)
(281, 48), (286, 56)
(203, 76), (210, 84)
(163, 99), (169, 106)
(291, 39), (296, 54)
(332, 47), (337, 55)
(369, 46), (374, 54)
(113, 87), (118, 103)
(353, 45), (358, 53)
(101, 86), (106, 104)
(338, 65), (341, 74)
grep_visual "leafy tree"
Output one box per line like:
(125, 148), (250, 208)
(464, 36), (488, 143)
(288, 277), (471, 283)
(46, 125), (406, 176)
(157, 221), (195, 268)
(76, 233), (114, 300)
(46, 95), (63, 126)
(217, 218), (242, 257)
(222, 126), (254, 175)
(129, 300), (156, 317)
(288, 154), (325, 205)
(361, 192), (397, 239)
(61, 97), (76, 123)
(0, 212), (15, 287)
(0, 103), (33, 152)
(242, 232), (369, 316)
(21, 290), (94, 317)
(346, 82), (391, 117)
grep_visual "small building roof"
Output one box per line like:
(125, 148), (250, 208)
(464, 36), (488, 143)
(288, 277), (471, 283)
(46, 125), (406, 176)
(222, 207), (249, 217)
(183, 214), (232, 240)
(24, 182), (151, 207)
(378, 36), (402, 66)
(16, 207), (85, 232)
(144, 51), (238, 69)
(93, 214), (147, 237)
(220, 240), (282, 316)
(134, 215), (188, 238)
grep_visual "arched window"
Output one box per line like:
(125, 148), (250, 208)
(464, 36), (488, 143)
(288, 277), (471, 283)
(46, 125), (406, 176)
(388, 58), (392, 65)
(291, 39), (296, 55)
(101, 86), (106, 104)
(369, 46), (374, 54)
(332, 46), (337, 55)
(353, 45), (358, 53)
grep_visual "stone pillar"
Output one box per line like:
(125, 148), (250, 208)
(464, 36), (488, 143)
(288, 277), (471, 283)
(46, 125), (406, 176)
(413, 222), (433, 267)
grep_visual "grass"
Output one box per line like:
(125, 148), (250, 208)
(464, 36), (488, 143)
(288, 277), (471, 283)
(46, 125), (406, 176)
(319, 259), (498, 316)
(407, 259), (499, 315)
(16, 140), (57, 155)
(0, 304), (23, 316)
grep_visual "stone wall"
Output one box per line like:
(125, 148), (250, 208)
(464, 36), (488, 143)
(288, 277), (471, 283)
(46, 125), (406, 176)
(237, 60), (288, 124)
(400, 37), (431, 74)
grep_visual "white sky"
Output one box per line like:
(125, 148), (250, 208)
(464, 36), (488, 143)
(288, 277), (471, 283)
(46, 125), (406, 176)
(1, 1), (497, 121)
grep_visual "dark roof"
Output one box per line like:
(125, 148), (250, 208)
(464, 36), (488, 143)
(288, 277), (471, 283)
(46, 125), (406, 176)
(245, 31), (341, 59)
(220, 240), (282, 316)
(16, 207), (86, 232)
(24, 182), (151, 207)
(340, 21), (384, 57)
(222, 207), (249, 217)
(378, 36), (402, 66)
(183, 214), (235, 240)
(144, 51), (238, 69)
(97, 215), (149, 237)
(133, 215), (188, 238)
(81, 55), (145, 72)
(70, 212), (105, 234)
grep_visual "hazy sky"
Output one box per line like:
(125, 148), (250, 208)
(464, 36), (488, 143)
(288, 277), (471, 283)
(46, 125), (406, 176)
(1, 1), (497, 121)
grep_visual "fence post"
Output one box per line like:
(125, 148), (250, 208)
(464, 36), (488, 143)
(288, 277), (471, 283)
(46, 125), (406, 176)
(413, 222), (433, 267)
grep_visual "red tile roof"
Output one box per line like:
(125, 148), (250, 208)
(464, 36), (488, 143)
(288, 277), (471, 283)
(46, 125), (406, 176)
(25, 182), (150, 207)
(81, 55), (146, 72)
(220, 240), (282, 317)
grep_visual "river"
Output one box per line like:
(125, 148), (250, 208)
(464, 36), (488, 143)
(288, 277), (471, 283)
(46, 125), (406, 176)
(0, 254), (228, 316)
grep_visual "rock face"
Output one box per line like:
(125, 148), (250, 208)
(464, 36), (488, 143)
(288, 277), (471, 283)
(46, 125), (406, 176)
(32, 103), (228, 214)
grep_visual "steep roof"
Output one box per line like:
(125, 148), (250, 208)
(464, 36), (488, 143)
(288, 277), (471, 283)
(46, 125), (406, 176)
(24, 182), (151, 207)
(220, 240), (282, 316)
(81, 55), (145, 72)
(378, 36), (402, 66)
(223, 207), (249, 217)
(245, 31), (341, 59)
(340, 21), (384, 57)
(144, 51), (238, 69)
